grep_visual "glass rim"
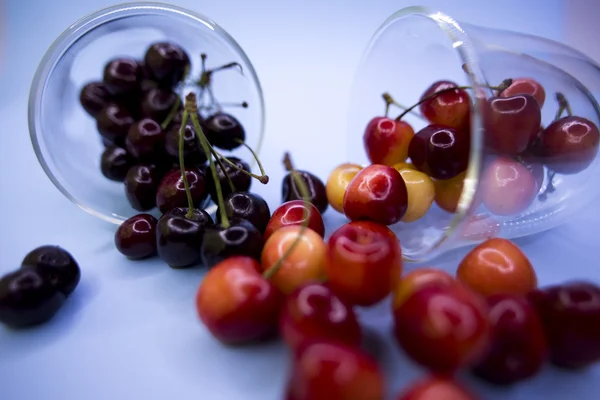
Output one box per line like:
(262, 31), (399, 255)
(357, 6), (487, 262)
(27, 1), (266, 225)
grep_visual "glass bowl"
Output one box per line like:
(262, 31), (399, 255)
(28, 2), (265, 225)
(347, 6), (600, 262)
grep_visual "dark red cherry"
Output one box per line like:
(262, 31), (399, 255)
(200, 218), (264, 268)
(124, 164), (160, 211)
(156, 207), (214, 269)
(532, 116), (600, 174)
(408, 124), (470, 180)
(100, 146), (135, 182)
(114, 214), (158, 260)
(20, 245), (81, 297)
(527, 281), (600, 369)
(204, 112), (246, 150)
(155, 167), (207, 214)
(484, 94), (541, 156)
(125, 118), (166, 161)
(217, 192), (271, 234)
(96, 103), (135, 145)
(0, 269), (66, 328)
(282, 170), (328, 214)
(144, 42), (191, 87)
(164, 122), (208, 166)
(141, 88), (180, 123)
(103, 58), (141, 95)
(203, 157), (252, 204)
(80, 81), (114, 117)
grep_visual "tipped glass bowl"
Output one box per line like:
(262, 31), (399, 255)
(347, 6), (600, 262)
(28, 2), (265, 225)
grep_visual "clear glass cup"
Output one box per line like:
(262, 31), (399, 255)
(28, 2), (265, 225)
(347, 6), (600, 262)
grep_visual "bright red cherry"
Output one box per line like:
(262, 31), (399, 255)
(285, 340), (385, 400)
(195, 256), (284, 345)
(263, 200), (325, 241)
(343, 164), (408, 225)
(499, 78), (546, 108)
(396, 376), (478, 400)
(527, 281), (600, 369)
(325, 221), (403, 307)
(471, 294), (547, 385)
(393, 282), (491, 373)
(484, 94), (541, 156)
(280, 283), (361, 350)
(363, 116), (415, 166)
(419, 80), (471, 130)
(533, 116), (600, 174)
(408, 124), (470, 180)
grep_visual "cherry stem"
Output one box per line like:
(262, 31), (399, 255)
(185, 93), (230, 228)
(209, 62), (243, 75)
(208, 146), (236, 192)
(263, 153), (311, 280)
(234, 138), (268, 182)
(538, 170), (556, 201)
(211, 147), (269, 184)
(200, 101), (248, 109)
(393, 79), (513, 122)
(555, 92), (572, 119)
(177, 109), (196, 219)
(382, 92), (425, 120)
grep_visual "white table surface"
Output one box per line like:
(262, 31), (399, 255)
(1, 0), (599, 399)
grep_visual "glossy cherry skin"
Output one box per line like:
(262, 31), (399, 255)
(164, 122), (208, 166)
(532, 116), (600, 174)
(419, 80), (471, 130)
(342, 164), (408, 225)
(325, 221), (403, 307)
(393, 283), (491, 373)
(500, 78), (546, 108)
(457, 238), (537, 297)
(80, 81), (114, 117)
(125, 118), (166, 161)
(155, 167), (207, 214)
(285, 340), (385, 400)
(204, 112), (246, 151)
(263, 200), (325, 241)
(408, 124), (470, 180)
(204, 157), (252, 204)
(20, 245), (80, 297)
(527, 281), (600, 369)
(363, 116), (415, 166)
(103, 58), (141, 95)
(280, 282), (361, 350)
(141, 88), (180, 123)
(201, 218), (264, 268)
(396, 376), (478, 400)
(398, 168), (435, 223)
(217, 192), (271, 234)
(196, 256), (284, 345)
(114, 214), (158, 260)
(326, 163), (363, 214)
(100, 146), (135, 182)
(0, 269), (66, 328)
(96, 103), (135, 145)
(156, 207), (214, 268)
(481, 157), (538, 217)
(144, 42), (190, 87)
(282, 170), (328, 215)
(260, 226), (327, 295)
(124, 164), (161, 211)
(434, 172), (466, 213)
(484, 94), (541, 156)
(471, 294), (547, 385)
(392, 267), (456, 310)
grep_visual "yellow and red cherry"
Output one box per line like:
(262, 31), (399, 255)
(499, 77), (546, 108)
(419, 80), (471, 130)
(363, 117), (415, 166)
(398, 168), (435, 223)
(392, 267), (456, 310)
(263, 200), (325, 241)
(325, 163), (363, 214)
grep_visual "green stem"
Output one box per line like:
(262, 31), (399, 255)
(209, 146), (236, 193)
(186, 93), (230, 228)
(263, 153), (311, 280)
(177, 110), (195, 219)
(212, 147), (269, 184)
(393, 79), (513, 122)
(161, 96), (182, 130)
(234, 138), (268, 181)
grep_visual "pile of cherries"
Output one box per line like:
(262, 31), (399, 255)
(0, 246), (81, 328)
(333, 77), (600, 226)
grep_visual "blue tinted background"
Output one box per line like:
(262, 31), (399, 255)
(1, 1), (599, 399)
